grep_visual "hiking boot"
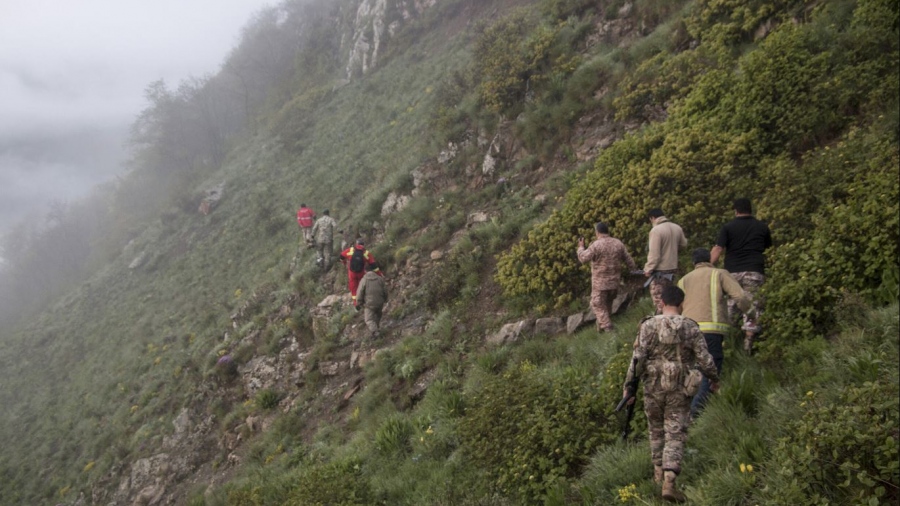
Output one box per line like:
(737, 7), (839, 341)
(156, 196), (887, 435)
(662, 471), (685, 503)
(653, 465), (663, 484)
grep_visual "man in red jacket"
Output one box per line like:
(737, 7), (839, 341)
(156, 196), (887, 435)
(340, 239), (382, 307)
(296, 203), (316, 248)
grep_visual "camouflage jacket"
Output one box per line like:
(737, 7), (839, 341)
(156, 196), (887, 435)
(311, 215), (336, 243)
(577, 236), (637, 291)
(624, 315), (719, 393)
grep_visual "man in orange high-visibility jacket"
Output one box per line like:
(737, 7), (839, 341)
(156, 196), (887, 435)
(296, 203), (316, 247)
(340, 239), (382, 306)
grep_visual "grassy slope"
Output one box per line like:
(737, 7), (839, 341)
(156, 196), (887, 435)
(0, 7), (477, 503)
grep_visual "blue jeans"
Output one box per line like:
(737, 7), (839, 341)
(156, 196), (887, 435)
(691, 333), (724, 417)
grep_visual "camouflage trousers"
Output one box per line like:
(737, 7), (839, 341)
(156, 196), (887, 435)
(590, 289), (617, 331)
(315, 240), (333, 270)
(644, 388), (692, 474)
(728, 272), (765, 334)
(649, 270), (677, 314)
(364, 306), (383, 337)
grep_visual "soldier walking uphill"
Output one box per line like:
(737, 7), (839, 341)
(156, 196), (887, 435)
(710, 198), (772, 354)
(577, 222), (637, 333)
(311, 210), (337, 270)
(622, 286), (720, 503)
(644, 208), (688, 314)
(340, 239), (382, 307)
(356, 262), (388, 339)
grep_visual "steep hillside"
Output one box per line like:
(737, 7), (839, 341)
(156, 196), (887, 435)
(0, 0), (897, 505)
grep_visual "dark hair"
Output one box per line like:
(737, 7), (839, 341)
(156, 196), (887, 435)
(356, 238), (365, 245)
(595, 222), (609, 234)
(692, 248), (711, 265)
(301, 203), (307, 207)
(661, 285), (685, 307)
(322, 209), (330, 215)
(366, 262), (379, 272)
(648, 208), (665, 219)
(733, 198), (752, 214)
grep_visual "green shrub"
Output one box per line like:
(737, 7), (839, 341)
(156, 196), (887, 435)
(458, 362), (614, 503)
(255, 389), (281, 410)
(374, 414), (415, 456)
(757, 380), (900, 505)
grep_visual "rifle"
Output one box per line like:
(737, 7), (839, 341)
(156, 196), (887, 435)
(615, 357), (640, 441)
(642, 271), (674, 289)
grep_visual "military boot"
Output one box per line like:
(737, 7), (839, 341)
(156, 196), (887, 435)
(653, 465), (663, 484)
(662, 471), (685, 503)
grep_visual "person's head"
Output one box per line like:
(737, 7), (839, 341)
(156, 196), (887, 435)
(692, 248), (711, 265)
(322, 209), (330, 216)
(733, 198), (752, 215)
(661, 285), (685, 308)
(648, 208), (665, 222)
(300, 203), (307, 208)
(366, 262), (379, 272)
(356, 238), (365, 247)
(594, 222), (609, 235)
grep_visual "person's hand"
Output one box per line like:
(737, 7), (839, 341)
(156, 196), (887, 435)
(622, 389), (636, 405)
(644, 270), (652, 278)
(709, 381), (720, 394)
(577, 237), (585, 248)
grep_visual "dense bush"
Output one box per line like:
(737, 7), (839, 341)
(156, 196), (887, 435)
(458, 362), (615, 503)
(759, 380), (900, 505)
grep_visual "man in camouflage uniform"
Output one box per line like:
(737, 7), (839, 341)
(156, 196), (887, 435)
(356, 262), (388, 339)
(710, 198), (772, 354)
(311, 209), (337, 270)
(643, 208), (688, 314)
(623, 285), (720, 503)
(577, 222), (637, 332)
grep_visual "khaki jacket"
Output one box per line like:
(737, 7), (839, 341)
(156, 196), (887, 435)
(357, 271), (387, 309)
(644, 217), (687, 272)
(677, 263), (750, 334)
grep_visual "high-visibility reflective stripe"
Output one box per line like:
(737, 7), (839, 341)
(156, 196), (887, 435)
(698, 321), (730, 334)
(709, 271), (719, 324)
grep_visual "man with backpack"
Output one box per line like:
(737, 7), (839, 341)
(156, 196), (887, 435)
(340, 238), (382, 306)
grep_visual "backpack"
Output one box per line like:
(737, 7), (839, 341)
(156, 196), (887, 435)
(349, 248), (366, 273)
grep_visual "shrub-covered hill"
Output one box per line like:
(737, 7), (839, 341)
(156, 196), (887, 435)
(0, 0), (897, 505)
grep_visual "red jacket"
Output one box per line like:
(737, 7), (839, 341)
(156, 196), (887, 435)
(296, 207), (315, 228)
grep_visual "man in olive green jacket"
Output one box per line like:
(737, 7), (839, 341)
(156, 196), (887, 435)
(677, 248), (751, 416)
(357, 262), (388, 339)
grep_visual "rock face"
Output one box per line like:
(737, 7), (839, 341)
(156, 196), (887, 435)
(487, 320), (535, 345)
(344, 0), (441, 78)
(534, 317), (566, 336)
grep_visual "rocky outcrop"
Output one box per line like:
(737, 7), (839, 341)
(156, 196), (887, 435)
(344, 0), (441, 78)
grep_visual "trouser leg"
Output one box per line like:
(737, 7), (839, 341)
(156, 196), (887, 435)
(691, 333), (724, 417)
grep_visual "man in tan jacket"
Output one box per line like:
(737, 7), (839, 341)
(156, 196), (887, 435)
(644, 208), (688, 313)
(677, 248), (751, 417)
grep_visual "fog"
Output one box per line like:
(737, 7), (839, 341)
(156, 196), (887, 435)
(0, 0), (272, 236)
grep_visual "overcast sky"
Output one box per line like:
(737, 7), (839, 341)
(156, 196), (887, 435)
(0, 0), (273, 237)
